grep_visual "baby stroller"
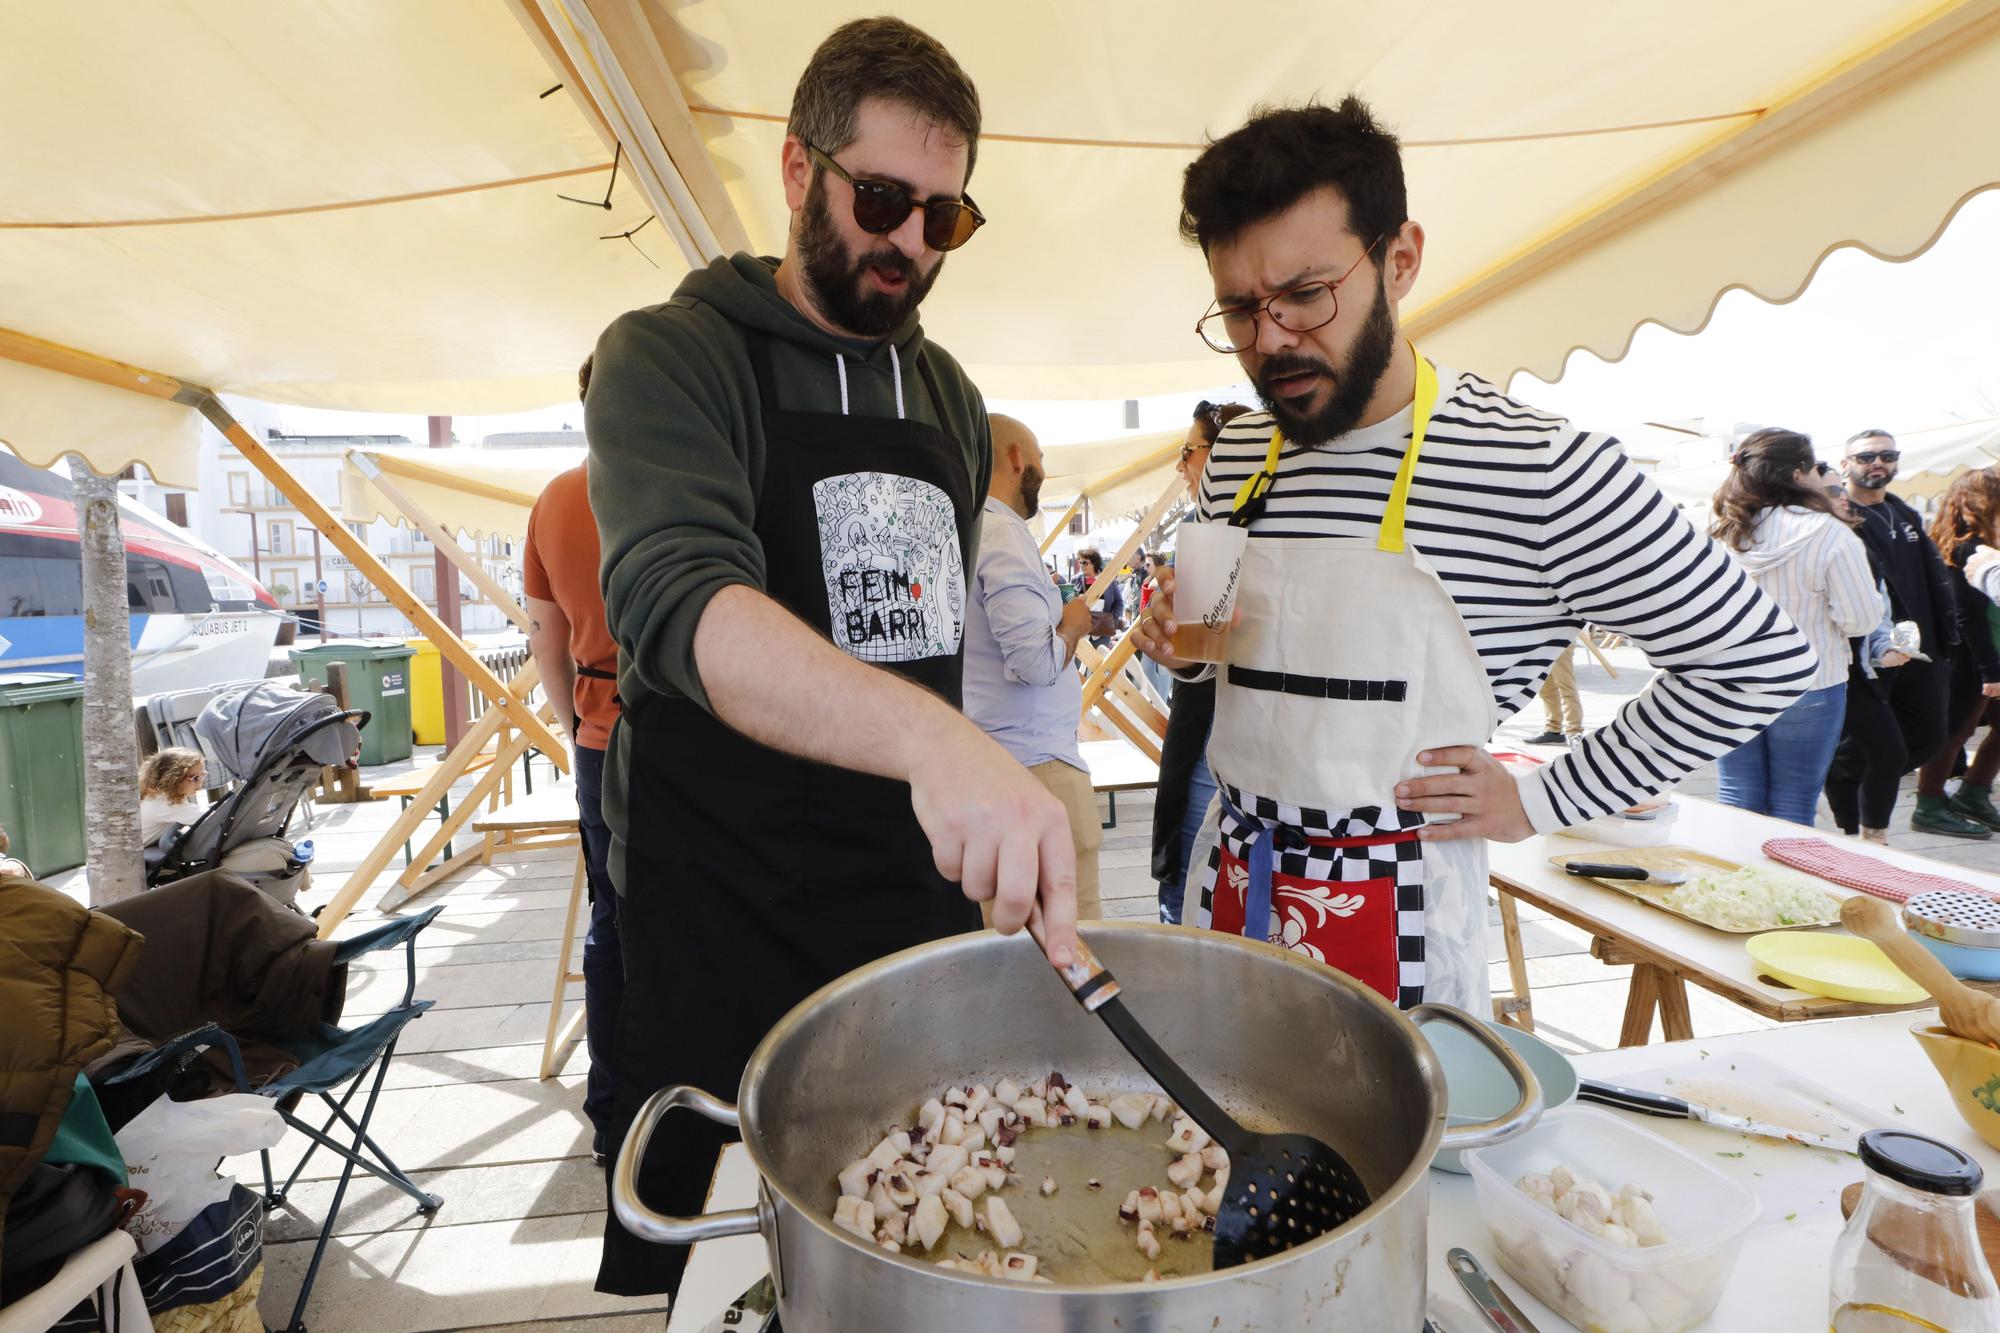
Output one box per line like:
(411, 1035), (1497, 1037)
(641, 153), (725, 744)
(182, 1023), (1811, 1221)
(145, 681), (366, 909)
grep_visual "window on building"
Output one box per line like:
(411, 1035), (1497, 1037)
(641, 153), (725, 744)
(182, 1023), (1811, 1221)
(411, 566), (436, 602)
(269, 567), (302, 607)
(164, 493), (188, 527)
(228, 472), (250, 506)
(346, 520), (369, 543)
(267, 520), (292, 556)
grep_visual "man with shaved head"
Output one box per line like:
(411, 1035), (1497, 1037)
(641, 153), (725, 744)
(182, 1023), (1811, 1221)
(962, 413), (1102, 918)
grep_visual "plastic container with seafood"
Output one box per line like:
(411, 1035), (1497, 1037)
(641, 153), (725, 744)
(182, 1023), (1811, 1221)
(1462, 1106), (1760, 1332)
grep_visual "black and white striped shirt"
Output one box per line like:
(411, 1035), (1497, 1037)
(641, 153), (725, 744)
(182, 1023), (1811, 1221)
(1196, 368), (1816, 832)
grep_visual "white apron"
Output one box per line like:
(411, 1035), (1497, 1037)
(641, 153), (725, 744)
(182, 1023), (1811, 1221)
(1190, 350), (1498, 1015)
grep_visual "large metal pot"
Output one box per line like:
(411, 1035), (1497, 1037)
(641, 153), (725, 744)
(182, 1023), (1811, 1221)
(614, 921), (1539, 1331)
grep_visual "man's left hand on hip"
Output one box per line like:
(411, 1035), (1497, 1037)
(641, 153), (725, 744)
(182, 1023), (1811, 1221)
(1394, 745), (1534, 844)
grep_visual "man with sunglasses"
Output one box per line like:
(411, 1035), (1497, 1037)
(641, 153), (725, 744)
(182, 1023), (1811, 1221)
(585, 18), (1078, 1299)
(1826, 429), (1972, 839)
(1132, 98), (1812, 1015)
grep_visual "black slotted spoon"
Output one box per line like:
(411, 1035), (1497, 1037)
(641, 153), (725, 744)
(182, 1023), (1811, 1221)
(1031, 920), (1371, 1267)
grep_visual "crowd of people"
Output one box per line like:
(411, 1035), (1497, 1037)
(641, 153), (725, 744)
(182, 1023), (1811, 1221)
(1566, 427), (2000, 842)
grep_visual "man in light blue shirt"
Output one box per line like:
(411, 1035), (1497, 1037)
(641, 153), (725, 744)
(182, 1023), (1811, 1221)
(963, 415), (1101, 918)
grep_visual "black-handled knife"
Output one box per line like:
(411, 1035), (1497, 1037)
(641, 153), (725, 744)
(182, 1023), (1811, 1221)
(1562, 861), (1687, 885)
(1578, 1077), (1858, 1154)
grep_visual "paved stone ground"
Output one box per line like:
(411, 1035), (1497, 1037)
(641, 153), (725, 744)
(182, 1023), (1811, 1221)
(81, 645), (2000, 1329)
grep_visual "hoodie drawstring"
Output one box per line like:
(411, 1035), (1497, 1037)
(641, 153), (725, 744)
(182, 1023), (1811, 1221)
(833, 347), (908, 421)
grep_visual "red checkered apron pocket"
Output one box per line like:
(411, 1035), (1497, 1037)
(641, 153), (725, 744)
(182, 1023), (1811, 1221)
(1209, 838), (1409, 1004)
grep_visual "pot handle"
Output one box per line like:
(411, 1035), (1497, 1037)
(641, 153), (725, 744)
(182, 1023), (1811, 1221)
(1410, 1004), (1545, 1155)
(612, 1085), (767, 1246)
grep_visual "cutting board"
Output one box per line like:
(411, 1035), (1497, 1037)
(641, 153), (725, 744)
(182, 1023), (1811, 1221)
(1549, 846), (1842, 933)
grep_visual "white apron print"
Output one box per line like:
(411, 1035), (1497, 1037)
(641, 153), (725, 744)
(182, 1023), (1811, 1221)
(813, 471), (965, 664)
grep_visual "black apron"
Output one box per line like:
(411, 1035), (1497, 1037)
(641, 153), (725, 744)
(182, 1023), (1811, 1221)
(597, 331), (982, 1297)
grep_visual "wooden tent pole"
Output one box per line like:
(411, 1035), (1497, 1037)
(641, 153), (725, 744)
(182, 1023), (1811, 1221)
(0, 327), (566, 765)
(201, 401), (568, 766)
(352, 453), (537, 636)
(1075, 478), (1184, 613)
(1037, 494), (1087, 556)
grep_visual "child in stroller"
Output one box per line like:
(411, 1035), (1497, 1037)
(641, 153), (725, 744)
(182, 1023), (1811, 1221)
(145, 681), (366, 909)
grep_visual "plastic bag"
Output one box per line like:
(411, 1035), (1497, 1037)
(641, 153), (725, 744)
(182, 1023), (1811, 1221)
(115, 1093), (284, 1254)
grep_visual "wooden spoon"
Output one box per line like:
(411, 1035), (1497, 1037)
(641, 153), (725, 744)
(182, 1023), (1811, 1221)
(1841, 894), (2000, 1046)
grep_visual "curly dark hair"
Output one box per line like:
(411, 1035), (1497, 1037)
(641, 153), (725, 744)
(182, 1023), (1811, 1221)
(1928, 467), (2000, 567)
(1711, 428), (1854, 552)
(1179, 97), (1406, 255)
(1191, 400), (1253, 444)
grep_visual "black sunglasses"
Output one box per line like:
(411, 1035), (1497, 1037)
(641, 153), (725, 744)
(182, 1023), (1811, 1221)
(1850, 449), (1902, 464)
(805, 144), (985, 252)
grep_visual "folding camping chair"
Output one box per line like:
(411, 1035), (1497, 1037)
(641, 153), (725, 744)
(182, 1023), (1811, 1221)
(107, 906), (446, 1333)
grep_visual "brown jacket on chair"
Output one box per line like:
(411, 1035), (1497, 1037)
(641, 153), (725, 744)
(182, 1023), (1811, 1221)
(0, 875), (145, 1276)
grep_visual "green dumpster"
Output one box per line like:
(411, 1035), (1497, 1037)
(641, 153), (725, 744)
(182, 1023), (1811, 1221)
(290, 640), (416, 767)
(0, 674), (88, 877)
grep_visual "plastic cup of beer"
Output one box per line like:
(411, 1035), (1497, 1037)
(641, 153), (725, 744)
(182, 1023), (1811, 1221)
(1169, 523), (1248, 662)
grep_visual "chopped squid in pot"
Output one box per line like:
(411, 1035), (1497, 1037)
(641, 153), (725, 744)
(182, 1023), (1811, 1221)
(828, 1071), (1229, 1281)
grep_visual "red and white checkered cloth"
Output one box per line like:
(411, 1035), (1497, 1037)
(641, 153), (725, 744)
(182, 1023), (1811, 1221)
(1762, 836), (1999, 904)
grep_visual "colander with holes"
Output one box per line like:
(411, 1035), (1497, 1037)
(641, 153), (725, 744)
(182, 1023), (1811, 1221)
(1903, 890), (2000, 981)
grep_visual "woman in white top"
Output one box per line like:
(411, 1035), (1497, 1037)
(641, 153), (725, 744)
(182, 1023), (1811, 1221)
(138, 746), (208, 846)
(1711, 429), (1879, 825)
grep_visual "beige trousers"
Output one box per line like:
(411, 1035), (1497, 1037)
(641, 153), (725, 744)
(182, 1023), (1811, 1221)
(979, 758), (1103, 926)
(1540, 643), (1584, 735)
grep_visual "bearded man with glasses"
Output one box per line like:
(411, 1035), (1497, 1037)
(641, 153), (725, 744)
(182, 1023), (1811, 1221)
(1825, 429), (1974, 840)
(586, 17), (1078, 1299)
(1131, 97), (1813, 1014)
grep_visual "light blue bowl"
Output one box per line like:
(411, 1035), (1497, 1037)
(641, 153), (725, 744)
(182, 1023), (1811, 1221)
(1913, 932), (2000, 981)
(1427, 1019), (1578, 1174)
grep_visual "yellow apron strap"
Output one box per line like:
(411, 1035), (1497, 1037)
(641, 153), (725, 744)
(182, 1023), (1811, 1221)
(1377, 345), (1438, 554)
(1229, 341), (1439, 548)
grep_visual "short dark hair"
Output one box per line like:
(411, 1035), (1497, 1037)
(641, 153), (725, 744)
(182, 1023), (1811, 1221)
(1077, 548), (1103, 573)
(1847, 428), (1894, 448)
(1180, 96), (1406, 255)
(578, 355), (593, 401)
(788, 18), (982, 183)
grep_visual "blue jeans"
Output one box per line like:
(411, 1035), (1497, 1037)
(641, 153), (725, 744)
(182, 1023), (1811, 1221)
(573, 743), (623, 1140)
(1159, 751), (1218, 923)
(1716, 682), (1847, 826)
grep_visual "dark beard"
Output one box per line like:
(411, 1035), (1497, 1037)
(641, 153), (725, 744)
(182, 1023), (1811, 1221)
(797, 175), (942, 337)
(1253, 269), (1396, 447)
(1020, 464), (1044, 518)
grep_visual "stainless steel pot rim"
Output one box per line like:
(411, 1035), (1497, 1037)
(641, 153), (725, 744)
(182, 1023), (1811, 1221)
(733, 920), (1452, 1291)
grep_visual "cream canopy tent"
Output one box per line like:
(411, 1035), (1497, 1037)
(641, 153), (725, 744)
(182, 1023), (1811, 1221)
(339, 445), (588, 541)
(6, 1), (2000, 482)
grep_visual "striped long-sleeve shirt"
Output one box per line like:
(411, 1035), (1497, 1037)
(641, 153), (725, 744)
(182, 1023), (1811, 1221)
(1195, 367), (1817, 832)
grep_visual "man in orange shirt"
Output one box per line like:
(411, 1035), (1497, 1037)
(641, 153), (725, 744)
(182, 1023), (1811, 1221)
(523, 357), (624, 1163)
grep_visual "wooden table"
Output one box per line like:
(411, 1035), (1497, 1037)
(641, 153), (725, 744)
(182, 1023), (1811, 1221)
(470, 783), (587, 1079)
(1490, 795), (2000, 1045)
(1081, 737), (1159, 829)
(666, 1010), (1985, 1332)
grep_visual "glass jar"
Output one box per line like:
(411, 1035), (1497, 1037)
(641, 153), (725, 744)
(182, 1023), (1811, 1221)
(1831, 1129), (2000, 1331)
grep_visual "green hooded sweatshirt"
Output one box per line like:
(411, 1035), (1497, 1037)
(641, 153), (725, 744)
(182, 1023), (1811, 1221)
(584, 254), (992, 865)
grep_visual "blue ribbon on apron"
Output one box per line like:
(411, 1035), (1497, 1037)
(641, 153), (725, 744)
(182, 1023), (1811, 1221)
(1219, 787), (1292, 944)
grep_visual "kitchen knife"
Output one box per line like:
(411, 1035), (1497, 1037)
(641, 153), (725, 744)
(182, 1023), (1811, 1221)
(1562, 861), (1687, 886)
(1447, 1248), (1543, 1333)
(1579, 1077), (1859, 1154)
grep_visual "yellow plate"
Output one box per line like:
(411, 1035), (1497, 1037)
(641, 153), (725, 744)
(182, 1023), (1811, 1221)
(1746, 931), (1927, 1004)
